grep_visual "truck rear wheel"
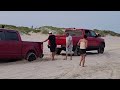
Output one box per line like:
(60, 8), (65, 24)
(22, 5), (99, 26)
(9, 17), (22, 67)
(74, 46), (80, 56)
(56, 48), (62, 55)
(39, 54), (44, 58)
(26, 52), (37, 61)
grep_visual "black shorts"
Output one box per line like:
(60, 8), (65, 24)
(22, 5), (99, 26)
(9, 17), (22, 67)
(50, 46), (56, 52)
(80, 49), (86, 54)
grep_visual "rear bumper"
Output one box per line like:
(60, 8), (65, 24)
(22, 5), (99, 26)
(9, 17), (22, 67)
(48, 45), (65, 49)
(56, 45), (66, 51)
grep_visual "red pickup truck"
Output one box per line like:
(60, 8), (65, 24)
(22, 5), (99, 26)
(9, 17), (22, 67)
(0, 28), (43, 61)
(54, 28), (105, 56)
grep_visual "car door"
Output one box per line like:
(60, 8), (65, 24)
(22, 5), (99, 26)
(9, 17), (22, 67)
(85, 30), (97, 49)
(4, 31), (22, 59)
(0, 30), (7, 58)
(85, 30), (92, 47)
(89, 30), (99, 47)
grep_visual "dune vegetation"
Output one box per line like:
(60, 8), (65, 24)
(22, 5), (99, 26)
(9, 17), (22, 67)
(0, 24), (120, 37)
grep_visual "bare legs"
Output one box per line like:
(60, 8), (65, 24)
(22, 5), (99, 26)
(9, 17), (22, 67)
(80, 54), (86, 67)
(82, 54), (86, 67)
(70, 53), (72, 60)
(64, 53), (68, 60)
(64, 52), (72, 60)
(79, 55), (83, 66)
(51, 52), (55, 60)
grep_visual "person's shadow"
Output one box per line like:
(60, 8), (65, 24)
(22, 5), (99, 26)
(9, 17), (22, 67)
(0, 59), (22, 63)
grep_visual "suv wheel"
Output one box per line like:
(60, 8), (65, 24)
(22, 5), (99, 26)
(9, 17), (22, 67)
(74, 46), (80, 56)
(98, 44), (104, 54)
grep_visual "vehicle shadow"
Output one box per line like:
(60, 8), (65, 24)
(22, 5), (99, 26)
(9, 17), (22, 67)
(0, 59), (22, 63)
(0, 58), (43, 64)
(86, 52), (98, 55)
(61, 52), (98, 56)
(0, 52), (98, 64)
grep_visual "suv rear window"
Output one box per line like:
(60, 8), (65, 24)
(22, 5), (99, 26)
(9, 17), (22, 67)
(5, 31), (19, 41)
(65, 30), (82, 36)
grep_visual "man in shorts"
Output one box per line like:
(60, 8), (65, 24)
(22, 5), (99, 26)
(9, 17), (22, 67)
(64, 33), (73, 60)
(43, 31), (56, 60)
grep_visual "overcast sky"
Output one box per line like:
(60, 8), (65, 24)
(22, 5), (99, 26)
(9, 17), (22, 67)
(0, 11), (120, 33)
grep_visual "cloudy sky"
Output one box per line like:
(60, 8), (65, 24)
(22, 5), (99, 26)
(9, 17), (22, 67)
(0, 11), (120, 33)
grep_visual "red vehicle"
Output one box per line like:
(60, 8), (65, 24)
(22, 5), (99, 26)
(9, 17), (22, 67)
(53, 28), (105, 55)
(0, 28), (43, 61)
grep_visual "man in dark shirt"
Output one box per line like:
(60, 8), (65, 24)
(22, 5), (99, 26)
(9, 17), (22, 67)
(43, 31), (56, 60)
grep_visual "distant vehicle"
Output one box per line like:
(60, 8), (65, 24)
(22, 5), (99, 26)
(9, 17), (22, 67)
(49, 28), (105, 56)
(0, 28), (43, 61)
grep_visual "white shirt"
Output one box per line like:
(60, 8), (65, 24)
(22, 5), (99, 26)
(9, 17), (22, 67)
(66, 35), (73, 47)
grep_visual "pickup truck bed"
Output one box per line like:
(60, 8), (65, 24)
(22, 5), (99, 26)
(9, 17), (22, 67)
(0, 28), (43, 61)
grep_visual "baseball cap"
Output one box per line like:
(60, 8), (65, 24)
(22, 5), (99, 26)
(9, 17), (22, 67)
(49, 31), (52, 34)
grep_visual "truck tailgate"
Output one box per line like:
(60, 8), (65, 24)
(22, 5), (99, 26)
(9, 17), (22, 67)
(55, 35), (66, 45)
(22, 41), (43, 57)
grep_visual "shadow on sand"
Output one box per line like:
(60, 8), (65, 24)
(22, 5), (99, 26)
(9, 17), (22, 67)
(86, 52), (98, 55)
(0, 52), (99, 64)
(61, 52), (98, 56)
(0, 59), (22, 63)
(0, 58), (43, 64)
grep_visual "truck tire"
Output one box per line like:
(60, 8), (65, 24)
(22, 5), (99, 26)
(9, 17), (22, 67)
(56, 48), (62, 55)
(39, 54), (44, 58)
(74, 46), (80, 56)
(77, 49), (81, 56)
(98, 44), (104, 54)
(26, 52), (37, 61)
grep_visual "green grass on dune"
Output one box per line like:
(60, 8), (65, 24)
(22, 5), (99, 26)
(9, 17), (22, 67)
(0, 24), (120, 37)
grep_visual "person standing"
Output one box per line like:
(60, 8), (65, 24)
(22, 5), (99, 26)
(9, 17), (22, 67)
(77, 35), (88, 67)
(43, 31), (56, 60)
(64, 33), (73, 60)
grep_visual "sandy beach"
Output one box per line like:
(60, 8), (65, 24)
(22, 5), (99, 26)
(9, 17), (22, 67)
(0, 33), (120, 79)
